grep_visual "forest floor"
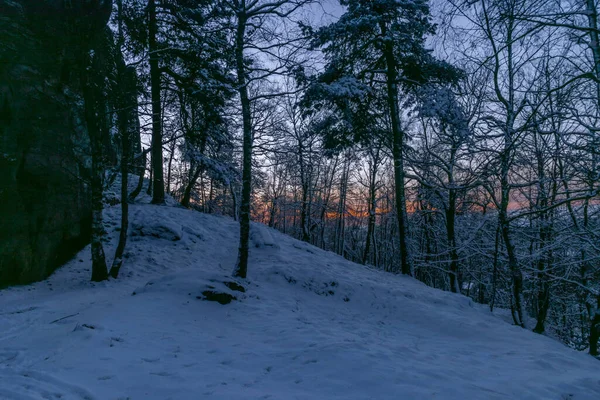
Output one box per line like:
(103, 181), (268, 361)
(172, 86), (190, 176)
(1, 187), (600, 399)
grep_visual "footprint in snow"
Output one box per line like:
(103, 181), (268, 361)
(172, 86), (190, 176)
(0, 368), (96, 400)
(149, 371), (172, 377)
(0, 350), (22, 366)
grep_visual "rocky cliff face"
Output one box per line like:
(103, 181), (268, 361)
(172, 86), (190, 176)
(0, 0), (114, 285)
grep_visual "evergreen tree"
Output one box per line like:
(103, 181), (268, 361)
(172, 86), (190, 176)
(306, 0), (460, 275)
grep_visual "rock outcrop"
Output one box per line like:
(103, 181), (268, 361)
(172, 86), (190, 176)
(0, 0), (114, 285)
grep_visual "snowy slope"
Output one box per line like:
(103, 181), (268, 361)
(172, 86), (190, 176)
(1, 194), (600, 400)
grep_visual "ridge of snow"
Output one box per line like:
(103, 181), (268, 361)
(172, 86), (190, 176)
(1, 187), (599, 399)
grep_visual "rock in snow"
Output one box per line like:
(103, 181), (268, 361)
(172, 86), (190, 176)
(1, 197), (600, 400)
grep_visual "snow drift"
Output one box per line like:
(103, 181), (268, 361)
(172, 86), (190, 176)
(1, 196), (599, 399)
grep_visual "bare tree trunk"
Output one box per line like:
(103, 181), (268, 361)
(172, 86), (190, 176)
(446, 199), (460, 293)
(532, 63), (563, 333)
(109, 10), (132, 278)
(181, 165), (202, 208)
(489, 225), (501, 312)
(298, 140), (311, 242)
(233, 9), (251, 279)
(282, 185), (287, 234)
(319, 157), (337, 248)
(230, 182), (238, 221)
(129, 151), (146, 202)
(445, 144), (460, 293)
(146, 153), (153, 196)
(166, 139), (176, 195)
(81, 37), (109, 282)
(268, 196), (277, 227)
(499, 174), (525, 328)
(533, 143), (551, 333)
(110, 83), (135, 277)
(89, 137), (108, 281)
(533, 221), (550, 333)
(587, 0), (600, 104)
(382, 23), (411, 276)
(149, 0), (165, 204)
(585, 0), (600, 357)
(501, 11), (525, 328)
(590, 295), (600, 356)
(363, 149), (379, 265)
(110, 141), (129, 278)
(208, 177), (214, 213)
(336, 156), (349, 256)
(300, 182), (310, 242)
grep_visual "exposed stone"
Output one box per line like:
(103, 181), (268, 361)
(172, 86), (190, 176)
(223, 281), (246, 293)
(197, 280), (246, 304)
(0, 0), (115, 286)
(198, 291), (237, 305)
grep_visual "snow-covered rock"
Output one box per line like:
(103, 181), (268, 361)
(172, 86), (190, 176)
(130, 208), (184, 241)
(250, 225), (278, 248)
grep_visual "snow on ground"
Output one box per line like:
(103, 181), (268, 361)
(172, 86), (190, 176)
(1, 190), (600, 399)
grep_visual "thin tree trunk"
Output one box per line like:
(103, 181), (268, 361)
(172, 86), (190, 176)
(110, 157), (129, 277)
(233, 9), (251, 279)
(502, 12), (525, 328)
(110, 10), (132, 278)
(446, 201), (460, 293)
(533, 149), (551, 333)
(319, 157), (337, 248)
(129, 151), (146, 202)
(300, 182), (310, 242)
(200, 174), (206, 211)
(231, 182), (238, 221)
(81, 38), (108, 282)
(166, 139), (176, 195)
(149, 0), (165, 204)
(490, 225), (501, 312)
(446, 144), (460, 293)
(110, 131), (129, 278)
(382, 23), (411, 276)
(208, 177), (214, 213)
(90, 134), (108, 282)
(336, 156), (349, 256)
(181, 165), (202, 208)
(363, 150), (379, 265)
(590, 295), (600, 356)
(499, 192), (525, 328)
(282, 185), (287, 234)
(585, 0), (600, 358)
(146, 156), (153, 195)
(445, 167), (459, 292)
(586, 0), (600, 104)
(268, 196), (277, 227)
(298, 140), (311, 242)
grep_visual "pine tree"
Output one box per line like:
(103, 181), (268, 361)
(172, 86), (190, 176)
(307, 0), (460, 275)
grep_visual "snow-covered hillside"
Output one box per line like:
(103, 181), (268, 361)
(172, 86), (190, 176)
(1, 197), (599, 400)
